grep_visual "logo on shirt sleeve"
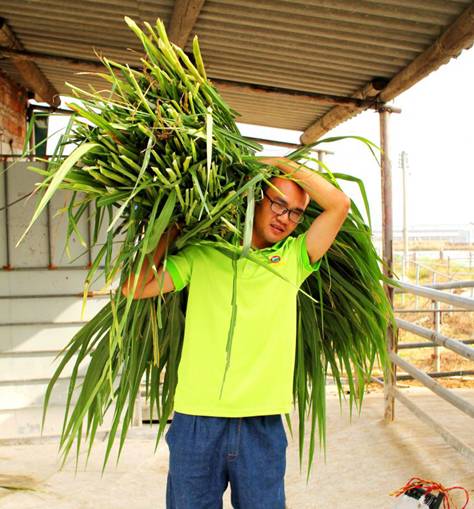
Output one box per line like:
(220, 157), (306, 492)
(269, 255), (281, 264)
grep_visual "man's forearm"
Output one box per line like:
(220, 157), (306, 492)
(260, 157), (349, 211)
(121, 225), (179, 296)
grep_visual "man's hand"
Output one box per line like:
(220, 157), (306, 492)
(259, 157), (350, 263)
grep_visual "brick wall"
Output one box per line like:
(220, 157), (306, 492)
(0, 70), (28, 154)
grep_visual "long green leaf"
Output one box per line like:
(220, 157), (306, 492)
(17, 142), (99, 246)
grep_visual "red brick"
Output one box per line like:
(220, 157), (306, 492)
(0, 71), (28, 151)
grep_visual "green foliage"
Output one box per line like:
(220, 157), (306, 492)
(18, 17), (393, 479)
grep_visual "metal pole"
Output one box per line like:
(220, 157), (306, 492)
(425, 280), (474, 290)
(395, 319), (474, 361)
(46, 201), (55, 269)
(132, 393), (143, 428)
(379, 106), (396, 423)
(433, 300), (441, 372)
(2, 158), (11, 270)
(393, 280), (474, 309)
(415, 263), (420, 307)
(398, 340), (474, 350)
(390, 352), (474, 418)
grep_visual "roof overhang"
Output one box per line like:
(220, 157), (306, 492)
(0, 1), (473, 143)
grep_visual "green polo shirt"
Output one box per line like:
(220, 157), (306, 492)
(165, 232), (320, 417)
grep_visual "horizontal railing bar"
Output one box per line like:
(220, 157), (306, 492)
(371, 376), (384, 386)
(373, 371), (474, 382)
(0, 321), (87, 327)
(399, 261), (465, 280)
(0, 350), (64, 358)
(390, 352), (474, 419)
(1, 266), (105, 271)
(374, 369), (474, 380)
(396, 319), (474, 361)
(426, 280), (474, 290)
(0, 154), (47, 159)
(398, 339), (474, 349)
(0, 403), (76, 413)
(395, 308), (470, 313)
(390, 385), (474, 464)
(406, 258), (471, 267)
(396, 370), (474, 380)
(394, 254), (474, 259)
(0, 292), (110, 299)
(0, 375), (85, 386)
(391, 281), (474, 309)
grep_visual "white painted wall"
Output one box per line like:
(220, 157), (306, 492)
(0, 160), (117, 439)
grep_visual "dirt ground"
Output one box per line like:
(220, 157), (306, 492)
(0, 386), (472, 509)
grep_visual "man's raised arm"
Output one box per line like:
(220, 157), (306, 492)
(259, 157), (350, 264)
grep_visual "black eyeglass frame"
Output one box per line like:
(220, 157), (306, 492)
(263, 192), (305, 224)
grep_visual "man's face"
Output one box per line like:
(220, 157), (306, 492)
(252, 177), (308, 249)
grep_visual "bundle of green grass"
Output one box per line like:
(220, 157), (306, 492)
(23, 17), (392, 478)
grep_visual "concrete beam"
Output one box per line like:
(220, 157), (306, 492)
(0, 18), (60, 107)
(167, 0), (206, 48)
(0, 48), (376, 110)
(212, 78), (374, 108)
(300, 79), (387, 145)
(301, 3), (474, 144)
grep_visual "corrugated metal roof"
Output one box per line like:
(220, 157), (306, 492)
(0, 0), (473, 134)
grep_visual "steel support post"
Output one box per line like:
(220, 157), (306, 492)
(379, 106), (396, 422)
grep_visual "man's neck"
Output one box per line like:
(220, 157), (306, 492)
(251, 231), (273, 250)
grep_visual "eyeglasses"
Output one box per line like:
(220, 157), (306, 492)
(263, 192), (304, 224)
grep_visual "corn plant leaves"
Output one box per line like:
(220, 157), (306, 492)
(240, 182), (255, 259)
(16, 142), (99, 246)
(146, 190), (176, 253)
(16, 17), (395, 480)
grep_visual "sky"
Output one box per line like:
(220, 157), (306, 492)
(47, 45), (474, 231)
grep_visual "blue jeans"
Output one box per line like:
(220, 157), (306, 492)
(165, 411), (288, 509)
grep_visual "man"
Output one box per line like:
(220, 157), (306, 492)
(122, 157), (350, 509)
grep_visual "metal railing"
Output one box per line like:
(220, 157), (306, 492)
(381, 280), (474, 464)
(394, 252), (474, 300)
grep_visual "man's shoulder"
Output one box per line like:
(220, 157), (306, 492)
(173, 240), (232, 262)
(275, 232), (305, 255)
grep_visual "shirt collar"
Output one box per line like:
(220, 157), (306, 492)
(253, 237), (288, 254)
